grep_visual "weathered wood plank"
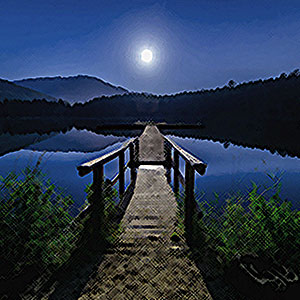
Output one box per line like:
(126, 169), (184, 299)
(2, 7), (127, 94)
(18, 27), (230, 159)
(77, 164), (212, 300)
(72, 125), (212, 300)
(139, 125), (165, 162)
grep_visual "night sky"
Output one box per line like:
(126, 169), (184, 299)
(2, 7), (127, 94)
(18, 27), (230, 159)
(1, 0), (300, 94)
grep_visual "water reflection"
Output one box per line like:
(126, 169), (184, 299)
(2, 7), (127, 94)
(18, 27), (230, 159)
(0, 140), (131, 213)
(170, 136), (300, 208)
(0, 129), (299, 214)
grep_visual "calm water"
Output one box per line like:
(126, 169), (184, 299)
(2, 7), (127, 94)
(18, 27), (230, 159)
(0, 129), (299, 214)
(170, 136), (300, 208)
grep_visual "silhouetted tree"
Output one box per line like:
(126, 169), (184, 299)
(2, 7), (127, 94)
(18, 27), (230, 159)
(227, 79), (237, 88)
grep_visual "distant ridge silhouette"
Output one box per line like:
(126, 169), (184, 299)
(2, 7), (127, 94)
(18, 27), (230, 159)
(14, 75), (129, 103)
(0, 79), (55, 102)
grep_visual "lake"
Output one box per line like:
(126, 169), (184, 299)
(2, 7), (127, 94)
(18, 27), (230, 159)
(0, 128), (299, 215)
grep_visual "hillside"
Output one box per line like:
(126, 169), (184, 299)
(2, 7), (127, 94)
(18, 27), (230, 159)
(2, 70), (299, 157)
(14, 75), (129, 104)
(0, 79), (56, 102)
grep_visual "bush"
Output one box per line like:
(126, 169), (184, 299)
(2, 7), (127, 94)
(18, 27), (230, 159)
(0, 159), (77, 279)
(84, 179), (123, 244)
(193, 174), (300, 274)
(0, 157), (125, 300)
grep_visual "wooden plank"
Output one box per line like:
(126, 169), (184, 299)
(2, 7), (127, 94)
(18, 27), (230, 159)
(75, 125), (213, 300)
(164, 136), (207, 175)
(77, 138), (136, 176)
(138, 161), (166, 166)
(120, 166), (177, 240)
(139, 125), (165, 162)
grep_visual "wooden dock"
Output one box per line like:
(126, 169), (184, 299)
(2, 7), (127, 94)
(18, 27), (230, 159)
(77, 125), (212, 299)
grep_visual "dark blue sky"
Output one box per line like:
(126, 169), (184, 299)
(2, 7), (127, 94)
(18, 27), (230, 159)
(1, 0), (300, 94)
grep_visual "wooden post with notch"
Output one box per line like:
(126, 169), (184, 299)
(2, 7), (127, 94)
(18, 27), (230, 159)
(92, 165), (104, 204)
(89, 164), (104, 244)
(129, 142), (136, 182)
(184, 161), (196, 241)
(165, 141), (172, 184)
(173, 150), (180, 195)
(119, 150), (125, 198)
(134, 138), (139, 167)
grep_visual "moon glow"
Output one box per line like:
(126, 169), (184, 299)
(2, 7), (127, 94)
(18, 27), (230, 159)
(141, 49), (153, 63)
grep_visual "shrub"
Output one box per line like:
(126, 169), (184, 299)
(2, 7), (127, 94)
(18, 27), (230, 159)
(84, 179), (123, 244)
(192, 174), (300, 274)
(0, 159), (76, 278)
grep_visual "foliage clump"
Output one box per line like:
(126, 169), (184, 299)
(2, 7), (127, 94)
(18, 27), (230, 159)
(0, 160), (79, 280)
(84, 179), (124, 244)
(191, 174), (300, 274)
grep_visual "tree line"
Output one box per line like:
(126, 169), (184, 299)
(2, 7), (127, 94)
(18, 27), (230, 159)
(1, 70), (299, 122)
(1, 69), (299, 157)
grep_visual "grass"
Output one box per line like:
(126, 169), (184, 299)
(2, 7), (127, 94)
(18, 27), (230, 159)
(176, 173), (300, 275)
(0, 157), (122, 297)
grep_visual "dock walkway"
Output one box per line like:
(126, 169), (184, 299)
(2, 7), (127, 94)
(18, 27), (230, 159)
(78, 126), (212, 299)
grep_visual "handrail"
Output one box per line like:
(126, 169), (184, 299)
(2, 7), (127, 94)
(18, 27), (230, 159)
(164, 136), (207, 175)
(76, 137), (139, 214)
(77, 138), (137, 177)
(163, 135), (207, 239)
(76, 126), (207, 243)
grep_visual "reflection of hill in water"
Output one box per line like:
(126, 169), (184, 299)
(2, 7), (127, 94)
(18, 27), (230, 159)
(25, 128), (127, 152)
(160, 127), (300, 159)
(1, 126), (299, 210)
(0, 117), (299, 159)
(1, 72), (300, 157)
(0, 132), (55, 157)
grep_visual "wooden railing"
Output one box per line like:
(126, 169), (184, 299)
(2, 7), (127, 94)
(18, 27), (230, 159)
(76, 131), (207, 242)
(164, 136), (207, 239)
(77, 137), (139, 216)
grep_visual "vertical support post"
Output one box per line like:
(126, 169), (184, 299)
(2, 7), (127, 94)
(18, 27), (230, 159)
(165, 141), (172, 184)
(92, 165), (104, 204)
(185, 161), (196, 242)
(119, 150), (125, 198)
(134, 138), (139, 167)
(88, 164), (104, 246)
(129, 142), (136, 182)
(174, 150), (180, 195)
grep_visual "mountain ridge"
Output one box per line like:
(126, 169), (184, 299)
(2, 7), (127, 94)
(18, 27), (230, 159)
(0, 79), (56, 102)
(14, 75), (129, 104)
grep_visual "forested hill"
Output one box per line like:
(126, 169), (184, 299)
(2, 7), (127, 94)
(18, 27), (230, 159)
(14, 75), (129, 103)
(0, 79), (56, 102)
(1, 70), (299, 122)
(70, 70), (300, 122)
(1, 70), (299, 157)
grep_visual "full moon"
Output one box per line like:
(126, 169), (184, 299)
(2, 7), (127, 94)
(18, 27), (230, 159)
(141, 49), (153, 63)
